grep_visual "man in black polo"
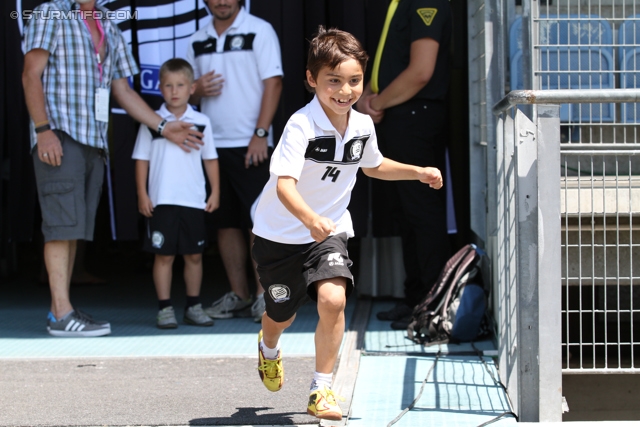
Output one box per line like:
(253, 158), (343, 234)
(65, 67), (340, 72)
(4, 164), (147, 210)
(357, 0), (453, 328)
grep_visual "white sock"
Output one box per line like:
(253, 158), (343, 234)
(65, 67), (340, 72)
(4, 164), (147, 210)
(310, 371), (332, 391)
(260, 338), (280, 360)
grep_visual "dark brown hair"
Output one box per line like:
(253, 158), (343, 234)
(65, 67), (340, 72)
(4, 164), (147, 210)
(306, 26), (369, 92)
(159, 58), (194, 83)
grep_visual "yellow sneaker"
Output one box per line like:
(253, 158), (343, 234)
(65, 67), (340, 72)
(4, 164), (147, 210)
(307, 386), (344, 421)
(257, 330), (284, 392)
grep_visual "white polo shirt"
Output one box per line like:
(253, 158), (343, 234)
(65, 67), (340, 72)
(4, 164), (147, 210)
(252, 96), (384, 244)
(185, 7), (283, 148)
(131, 104), (218, 210)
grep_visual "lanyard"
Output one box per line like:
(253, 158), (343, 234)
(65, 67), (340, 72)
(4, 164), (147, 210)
(82, 12), (105, 83)
(371, 0), (400, 94)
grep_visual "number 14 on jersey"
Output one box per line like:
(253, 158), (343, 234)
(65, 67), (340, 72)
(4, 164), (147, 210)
(322, 166), (341, 182)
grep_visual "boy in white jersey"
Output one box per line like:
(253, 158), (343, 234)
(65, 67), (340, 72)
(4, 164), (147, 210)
(132, 59), (219, 329)
(251, 27), (443, 421)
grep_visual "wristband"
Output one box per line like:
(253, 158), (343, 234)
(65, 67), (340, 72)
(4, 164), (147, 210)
(35, 120), (49, 128)
(157, 119), (167, 136)
(35, 123), (52, 134)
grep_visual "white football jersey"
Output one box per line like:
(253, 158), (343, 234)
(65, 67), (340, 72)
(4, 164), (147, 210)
(252, 96), (384, 244)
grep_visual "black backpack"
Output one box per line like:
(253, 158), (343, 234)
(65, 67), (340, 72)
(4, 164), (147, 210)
(407, 244), (490, 345)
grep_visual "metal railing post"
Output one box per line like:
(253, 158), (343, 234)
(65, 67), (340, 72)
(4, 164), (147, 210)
(535, 104), (563, 421)
(514, 107), (541, 421)
(509, 104), (562, 422)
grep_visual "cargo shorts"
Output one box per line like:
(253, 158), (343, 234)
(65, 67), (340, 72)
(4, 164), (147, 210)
(32, 131), (104, 242)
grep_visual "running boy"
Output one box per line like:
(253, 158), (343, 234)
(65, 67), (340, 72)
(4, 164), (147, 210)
(251, 27), (443, 421)
(132, 58), (219, 329)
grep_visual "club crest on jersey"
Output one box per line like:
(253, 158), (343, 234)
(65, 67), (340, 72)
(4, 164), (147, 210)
(269, 284), (291, 303)
(230, 35), (245, 50)
(151, 231), (164, 248)
(349, 140), (363, 161)
(342, 136), (369, 163)
(327, 252), (344, 266)
(417, 8), (438, 26)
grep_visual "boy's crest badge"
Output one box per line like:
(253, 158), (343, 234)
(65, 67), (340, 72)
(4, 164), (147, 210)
(151, 231), (164, 248)
(230, 35), (245, 50)
(341, 136), (369, 163)
(349, 140), (363, 161)
(417, 8), (438, 26)
(269, 284), (291, 303)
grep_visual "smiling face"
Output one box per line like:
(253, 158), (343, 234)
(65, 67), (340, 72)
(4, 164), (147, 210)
(159, 71), (195, 117)
(306, 58), (364, 128)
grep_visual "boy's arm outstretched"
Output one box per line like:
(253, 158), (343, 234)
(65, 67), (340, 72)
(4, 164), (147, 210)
(361, 158), (443, 189)
(277, 176), (336, 243)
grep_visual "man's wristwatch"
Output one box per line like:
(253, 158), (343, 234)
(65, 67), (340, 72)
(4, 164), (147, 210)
(254, 127), (269, 138)
(157, 119), (167, 136)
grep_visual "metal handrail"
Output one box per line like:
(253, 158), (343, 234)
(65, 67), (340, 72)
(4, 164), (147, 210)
(492, 89), (640, 115)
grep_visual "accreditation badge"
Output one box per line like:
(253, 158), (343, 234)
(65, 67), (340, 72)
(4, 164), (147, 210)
(95, 87), (110, 122)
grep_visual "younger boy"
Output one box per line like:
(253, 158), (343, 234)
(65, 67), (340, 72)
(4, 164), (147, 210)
(132, 58), (219, 329)
(251, 27), (444, 421)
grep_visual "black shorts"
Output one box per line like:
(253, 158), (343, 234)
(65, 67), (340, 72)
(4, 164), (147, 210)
(211, 147), (271, 229)
(252, 233), (354, 322)
(143, 205), (207, 255)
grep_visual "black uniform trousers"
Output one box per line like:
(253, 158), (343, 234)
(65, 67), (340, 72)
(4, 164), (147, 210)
(372, 98), (451, 307)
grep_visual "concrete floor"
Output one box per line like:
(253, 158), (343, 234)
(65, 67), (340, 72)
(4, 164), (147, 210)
(2, 239), (639, 424)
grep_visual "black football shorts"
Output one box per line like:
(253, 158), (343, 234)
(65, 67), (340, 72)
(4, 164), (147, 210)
(252, 232), (354, 322)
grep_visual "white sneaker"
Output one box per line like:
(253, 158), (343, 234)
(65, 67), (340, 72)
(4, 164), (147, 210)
(205, 292), (252, 319)
(251, 293), (266, 323)
(157, 306), (178, 329)
(184, 303), (214, 326)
